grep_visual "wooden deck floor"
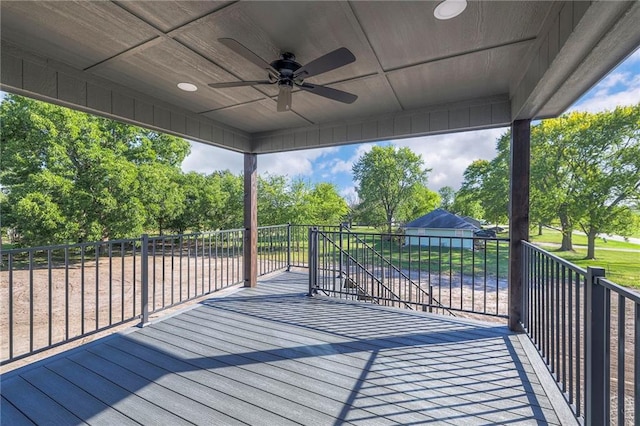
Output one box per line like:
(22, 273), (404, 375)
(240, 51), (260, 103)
(1, 271), (572, 425)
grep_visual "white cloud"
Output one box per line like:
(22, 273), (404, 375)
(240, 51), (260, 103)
(339, 186), (359, 205)
(572, 74), (640, 113)
(181, 142), (243, 174)
(331, 143), (375, 175)
(392, 128), (506, 191)
(571, 48), (640, 113)
(181, 142), (340, 178)
(259, 146), (338, 177)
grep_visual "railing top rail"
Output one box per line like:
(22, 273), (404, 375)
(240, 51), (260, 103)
(257, 224), (289, 230)
(290, 224), (341, 229)
(1, 237), (143, 254)
(2, 229), (248, 254)
(522, 240), (587, 275)
(147, 229), (245, 242)
(596, 276), (640, 303)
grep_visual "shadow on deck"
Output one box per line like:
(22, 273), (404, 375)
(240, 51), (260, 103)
(1, 270), (573, 425)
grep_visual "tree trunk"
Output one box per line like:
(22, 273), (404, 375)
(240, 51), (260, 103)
(386, 212), (393, 235)
(586, 229), (597, 259)
(559, 212), (573, 251)
(538, 223), (543, 236)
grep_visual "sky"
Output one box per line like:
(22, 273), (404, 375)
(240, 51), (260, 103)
(182, 47), (640, 199)
(1, 48), (637, 197)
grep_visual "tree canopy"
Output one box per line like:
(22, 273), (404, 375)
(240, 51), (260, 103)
(453, 104), (640, 258)
(1, 94), (191, 244)
(352, 145), (431, 233)
(1, 95), (353, 246)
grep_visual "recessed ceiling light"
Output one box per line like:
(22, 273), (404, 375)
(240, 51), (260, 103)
(177, 82), (198, 92)
(434, 0), (467, 20)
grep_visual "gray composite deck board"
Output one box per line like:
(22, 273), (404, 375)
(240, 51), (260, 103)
(20, 367), (139, 426)
(1, 396), (36, 426)
(1, 270), (567, 425)
(1, 376), (85, 425)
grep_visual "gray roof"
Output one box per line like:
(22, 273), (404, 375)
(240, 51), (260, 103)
(405, 209), (480, 230)
(462, 216), (483, 228)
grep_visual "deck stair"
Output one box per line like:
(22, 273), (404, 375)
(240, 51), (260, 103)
(341, 227), (454, 315)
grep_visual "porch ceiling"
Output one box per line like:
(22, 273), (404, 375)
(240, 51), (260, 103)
(1, 1), (639, 153)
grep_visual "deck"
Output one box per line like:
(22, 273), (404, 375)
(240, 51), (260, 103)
(1, 270), (574, 425)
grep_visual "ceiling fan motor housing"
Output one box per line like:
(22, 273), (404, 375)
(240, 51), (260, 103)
(271, 53), (302, 86)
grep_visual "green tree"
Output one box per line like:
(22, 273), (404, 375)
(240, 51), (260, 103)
(352, 146), (430, 233)
(0, 94), (191, 245)
(568, 106), (640, 258)
(307, 182), (349, 224)
(455, 105), (640, 258)
(168, 172), (226, 233)
(438, 186), (455, 211)
(454, 154), (508, 226)
(397, 185), (440, 223)
(258, 174), (297, 225)
(137, 165), (185, 235)
(209, 171), (244, 230)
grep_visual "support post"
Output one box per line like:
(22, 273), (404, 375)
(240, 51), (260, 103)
(140, 234), (149, 326)
(244, 153), (257, 288)
(585, 266), (607, 426)
(509, 119), (531, 331)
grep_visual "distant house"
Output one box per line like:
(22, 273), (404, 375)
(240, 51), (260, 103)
(403, 209), (480, 249)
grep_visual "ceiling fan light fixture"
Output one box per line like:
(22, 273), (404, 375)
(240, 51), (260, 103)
(177, 82), (198, 92)
(434, 0), (467, 20)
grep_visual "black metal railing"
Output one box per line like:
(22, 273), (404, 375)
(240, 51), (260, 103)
(2, 228), (253, 365)
(341, 226), (454, 314)
(308, 228), (410, 308)
(257, 225), (289, 276)
(144, 230), (245, 318)
(308, 227), (509, 317)
(289, 224), (341, 268)
(522, 241), (638, 425)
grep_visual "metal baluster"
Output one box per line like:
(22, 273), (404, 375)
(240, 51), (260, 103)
(617, 296), (625, 426)
(48, 249), (53, 346)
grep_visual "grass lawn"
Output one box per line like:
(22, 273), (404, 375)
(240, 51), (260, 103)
(290, 231), (510, 280)
(530, 229), (639, 289)
(530, 228), (640, 250)
(293, 228), (638, 289)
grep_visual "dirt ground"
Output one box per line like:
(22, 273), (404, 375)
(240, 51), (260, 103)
(0, 253), (254, 370)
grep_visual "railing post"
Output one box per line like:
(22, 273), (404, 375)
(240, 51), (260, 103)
(286, 223), (291, 271)
(308, 227), (317, 296)
(585, 266), (606, 425)
(140, 234), (149, 327)
(339, 223), (344, 278)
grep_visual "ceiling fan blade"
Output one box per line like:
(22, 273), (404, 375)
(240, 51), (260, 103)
(298, 83), (357, 104)
(208, 80), (272, 88)
(218, 38), (278, 76)
(277, 86), (293, 112)
(294, 47), (356, 79)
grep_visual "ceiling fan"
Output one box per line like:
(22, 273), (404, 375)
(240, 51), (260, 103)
(209, 38), (358, 112)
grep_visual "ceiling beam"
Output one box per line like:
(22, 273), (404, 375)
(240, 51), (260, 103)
(251, 95), (510, 153)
